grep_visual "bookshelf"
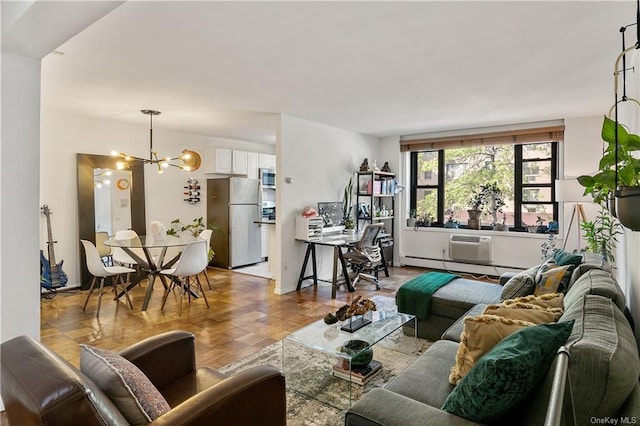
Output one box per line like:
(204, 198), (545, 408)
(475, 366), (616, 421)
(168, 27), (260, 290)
(355, 170), (395, 267)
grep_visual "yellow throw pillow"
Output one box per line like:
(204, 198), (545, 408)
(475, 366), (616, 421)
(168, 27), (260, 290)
(449, 314), (533, 385)
(534, 263), (573, 296)
(483, 302), (563, 324)
(503, 293), (564, 310)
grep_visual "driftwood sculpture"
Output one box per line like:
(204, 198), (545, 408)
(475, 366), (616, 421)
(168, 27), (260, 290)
(324, 296), (377, 324)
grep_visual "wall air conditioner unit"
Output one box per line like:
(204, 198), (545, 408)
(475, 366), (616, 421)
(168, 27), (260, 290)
(449, 234), (493, 265)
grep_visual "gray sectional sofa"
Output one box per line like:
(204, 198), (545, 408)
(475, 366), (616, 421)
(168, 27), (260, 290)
(346, 254), (640, 426)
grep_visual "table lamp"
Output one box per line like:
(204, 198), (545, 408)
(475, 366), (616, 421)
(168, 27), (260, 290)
(555, 178), (590, 250)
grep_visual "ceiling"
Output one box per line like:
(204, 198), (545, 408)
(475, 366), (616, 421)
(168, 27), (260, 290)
(39, 1), (638, 145)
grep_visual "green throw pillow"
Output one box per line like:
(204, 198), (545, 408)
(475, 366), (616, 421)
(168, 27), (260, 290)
(552, 249), (582, 266)
(442, 320), (574, 423)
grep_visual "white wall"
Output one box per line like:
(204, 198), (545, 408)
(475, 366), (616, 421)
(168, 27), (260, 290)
(275, 115), (380, 294)
(41, 110), (274, 287)
(618, 51), (640, 339)
(1, 52), (42, 346)
(561, 115), (608, 253)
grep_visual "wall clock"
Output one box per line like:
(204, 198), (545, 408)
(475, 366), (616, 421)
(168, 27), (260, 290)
(116, 178), (130, 190)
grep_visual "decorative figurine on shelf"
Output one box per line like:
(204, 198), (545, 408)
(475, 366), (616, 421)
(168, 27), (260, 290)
(372, 160), (380, 171)
(381, 161), (391, 173)
(359, 158), (370, 172)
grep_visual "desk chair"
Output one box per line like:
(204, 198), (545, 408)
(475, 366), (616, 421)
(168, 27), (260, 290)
(343, 223), (384, 290)
(81, 240), (135, 317)
(160, 240), (210, 316)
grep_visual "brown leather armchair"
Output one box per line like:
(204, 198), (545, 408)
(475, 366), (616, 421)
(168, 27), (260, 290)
(1, 331), (286, 425)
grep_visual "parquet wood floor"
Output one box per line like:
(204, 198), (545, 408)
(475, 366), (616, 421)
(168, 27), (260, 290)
(1, 265), (433, 425)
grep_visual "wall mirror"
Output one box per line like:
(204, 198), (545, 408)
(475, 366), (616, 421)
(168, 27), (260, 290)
(77, 153), (146, 288)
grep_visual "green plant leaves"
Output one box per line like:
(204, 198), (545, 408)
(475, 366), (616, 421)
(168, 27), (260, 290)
(578, 116), (640, 206)
(601, 115), (629, 147)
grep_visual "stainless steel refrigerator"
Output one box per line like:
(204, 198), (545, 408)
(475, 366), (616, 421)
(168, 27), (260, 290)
(207, 177), (262, 268)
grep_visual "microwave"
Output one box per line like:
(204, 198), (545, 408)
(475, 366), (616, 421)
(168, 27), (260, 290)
(260, 168), (276, 189)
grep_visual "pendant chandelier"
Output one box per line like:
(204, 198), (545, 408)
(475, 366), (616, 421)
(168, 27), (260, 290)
(111, 109), (201, 173)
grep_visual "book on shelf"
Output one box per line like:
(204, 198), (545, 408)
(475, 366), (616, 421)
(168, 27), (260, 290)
(332, 359), (382, 385)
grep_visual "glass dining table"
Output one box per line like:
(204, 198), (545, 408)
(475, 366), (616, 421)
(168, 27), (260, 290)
(104, 235), (203, 311)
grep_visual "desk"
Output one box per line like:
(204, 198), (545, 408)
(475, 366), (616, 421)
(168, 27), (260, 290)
(105, 235), (201, 311)
(296, 233), (361, 299)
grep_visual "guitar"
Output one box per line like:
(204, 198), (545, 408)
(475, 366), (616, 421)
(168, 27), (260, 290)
(40, 205), (68, 290)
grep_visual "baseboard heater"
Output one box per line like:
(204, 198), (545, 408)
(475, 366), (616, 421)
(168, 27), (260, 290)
(449, 234), (493, 265)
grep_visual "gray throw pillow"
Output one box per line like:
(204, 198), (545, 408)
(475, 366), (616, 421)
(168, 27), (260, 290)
(80, 345), (171, 425)
(500, 265), (539, 301)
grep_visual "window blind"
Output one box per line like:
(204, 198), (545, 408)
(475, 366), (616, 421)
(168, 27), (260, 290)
(399, 125), (564, 152)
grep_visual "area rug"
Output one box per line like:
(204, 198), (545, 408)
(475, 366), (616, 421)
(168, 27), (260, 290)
(220, 330), (432, 426)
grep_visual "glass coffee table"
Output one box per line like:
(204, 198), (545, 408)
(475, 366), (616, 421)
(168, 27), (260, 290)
(283, 298), (416, 409)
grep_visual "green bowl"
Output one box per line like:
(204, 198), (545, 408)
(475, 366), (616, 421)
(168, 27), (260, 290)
(340, 339), (373, 368)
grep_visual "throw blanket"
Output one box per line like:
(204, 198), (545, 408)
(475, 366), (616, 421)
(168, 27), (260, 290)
(396, 272), (460, 320)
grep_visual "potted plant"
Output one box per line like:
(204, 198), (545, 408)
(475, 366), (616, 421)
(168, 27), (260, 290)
(495, 214), (509, 231)
(407, 209), (417, 227)
(343, 176), (355, 234)
(468, 182), (505, 230)
(467, 194), (484, 230)
(417, 213), (434, 227)
(444, 210), (459, 229)
(580, 209), (622, 262)
(166, 217), (218, 262)
(540, 233), (557, 260)
(578, 116), (640, 230)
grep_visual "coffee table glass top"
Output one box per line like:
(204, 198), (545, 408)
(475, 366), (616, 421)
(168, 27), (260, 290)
(286, 309), (415, 359)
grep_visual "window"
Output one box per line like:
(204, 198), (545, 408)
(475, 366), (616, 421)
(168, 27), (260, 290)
(410, 141), (558, 228)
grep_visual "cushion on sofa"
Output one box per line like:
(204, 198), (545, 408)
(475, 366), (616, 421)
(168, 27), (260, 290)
(569, 252), (612, 286)
(523, 295), (640, 426)
(80, 345), (171, 425)
(552, 249), (583, 267)
(448, 314), (533, 385)
(502, 292), (564, 310)
(441, 304), (487, 342)
(500, 265), (539, 301)
(534, 261), (573, 295)
(442, 320), (574, 423)
(386, 340), (460, 409)
(483, 302), (563, 324)
(563, 269), (626, 312)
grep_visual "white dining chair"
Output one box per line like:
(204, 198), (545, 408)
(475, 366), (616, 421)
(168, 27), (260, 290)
(112, 229), (141, 268)
(81, 240), (136, 317)
(160, 239), (209, 316)
(95, 231), (112, 266)
(199, 229), (213, 289)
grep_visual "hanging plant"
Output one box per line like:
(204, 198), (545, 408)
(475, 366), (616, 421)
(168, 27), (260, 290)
(577, 116), (640, 205)
(578, 116), (640, 230)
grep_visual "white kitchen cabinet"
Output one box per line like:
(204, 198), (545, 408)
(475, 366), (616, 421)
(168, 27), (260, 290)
(232, 150), (248, 174)
(259, 153), (276, 169)
(247, 152), (259, 179)
(261, 225), (269, 258)
(204, 148), (249, 175)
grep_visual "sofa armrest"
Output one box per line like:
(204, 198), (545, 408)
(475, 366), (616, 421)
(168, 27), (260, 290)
(345, 388), (482, 426)
(499, 271), (518, 285)
(150, 365), (286, 426)
(119, 330), (196, 390)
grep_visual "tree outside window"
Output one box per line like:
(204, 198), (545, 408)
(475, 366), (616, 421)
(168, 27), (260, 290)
(410, 142), (557, 228)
